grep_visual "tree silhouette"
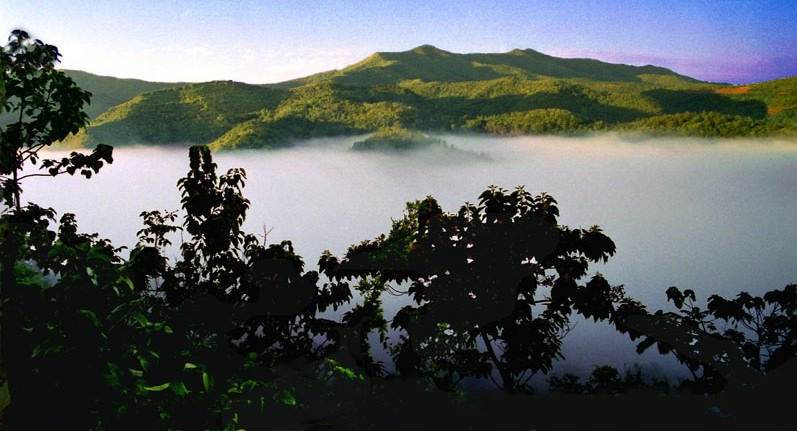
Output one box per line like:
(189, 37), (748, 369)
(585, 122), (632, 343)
(0, 29), (113, 427)
(549, 364), (671, 395)
(119, 145), (360, 428)
(322, 186), (646, 392)
(627, 285), (797, 393)
(141, 145), (352, 362)
(0, 30), (112, 209)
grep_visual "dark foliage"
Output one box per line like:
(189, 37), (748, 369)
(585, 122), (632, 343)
(321, 186), (645, 392)
(1, 29), (115, 428)
(629, 285), (797, 393)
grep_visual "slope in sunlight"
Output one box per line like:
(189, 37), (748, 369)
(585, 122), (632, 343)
(62, 46), (797, 149)
(62, 70), (184, 119)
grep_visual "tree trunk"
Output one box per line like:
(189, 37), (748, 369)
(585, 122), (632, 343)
(481, 331), (515, 393)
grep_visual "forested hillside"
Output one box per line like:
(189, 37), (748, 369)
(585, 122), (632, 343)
(279, 44), (698, 87)
(61, 46), (797, 149)
(62, 70), (184, 119)
(0, 70), (180, 127)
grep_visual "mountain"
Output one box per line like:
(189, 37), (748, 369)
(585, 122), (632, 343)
(1, 70), (182, 127)
(62, 46), (797, 149)
(68, 81), (287, 147)
(62, 70), (185, 119)
(281, 45), (697, 88)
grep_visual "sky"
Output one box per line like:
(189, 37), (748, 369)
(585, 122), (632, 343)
(1, 0), (796, 84)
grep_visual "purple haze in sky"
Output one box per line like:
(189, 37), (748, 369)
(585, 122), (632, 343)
(1, 0), (795, 84)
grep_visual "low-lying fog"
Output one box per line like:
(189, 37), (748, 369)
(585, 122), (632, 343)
(22, 134), (797, 382)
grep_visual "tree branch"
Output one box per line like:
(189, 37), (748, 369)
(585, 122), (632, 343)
(17, 171), (65, 181)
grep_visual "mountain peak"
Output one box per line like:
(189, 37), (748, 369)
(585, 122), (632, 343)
(508, 48), (543, 56)
(281, 45), (700, 88)
(409, 44), (450, 55)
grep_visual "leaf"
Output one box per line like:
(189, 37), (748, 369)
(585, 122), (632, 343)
(118, 276), (135, 292)
(79, 309), (101, 328)
(665, 286), (685, 309)
(276, 389), (297, 406)
(105, 363), (121, 387)
(132, 312), (149, 327)
(202, 371), (213, 392)
(184, 362), (199, 370)
(635, 336), (657, 354)
(170, 382), (190, 397)
(333, 364), (364, 381)
(143, 382), (170, 392)
(138, 356), (150, 371)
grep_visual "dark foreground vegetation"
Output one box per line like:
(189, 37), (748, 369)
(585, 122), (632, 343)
(2, 31), (796, 430)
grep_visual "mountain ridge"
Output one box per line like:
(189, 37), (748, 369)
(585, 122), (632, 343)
(276, 44), (699, 88)
(61, 70), (185, 119)
(52, 46), (797, 149)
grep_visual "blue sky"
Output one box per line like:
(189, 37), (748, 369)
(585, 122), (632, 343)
(2, 0), (796, 84)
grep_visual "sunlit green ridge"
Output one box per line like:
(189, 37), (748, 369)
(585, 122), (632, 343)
(61, 45), (797, 149)
(62, 70), (184, 119)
